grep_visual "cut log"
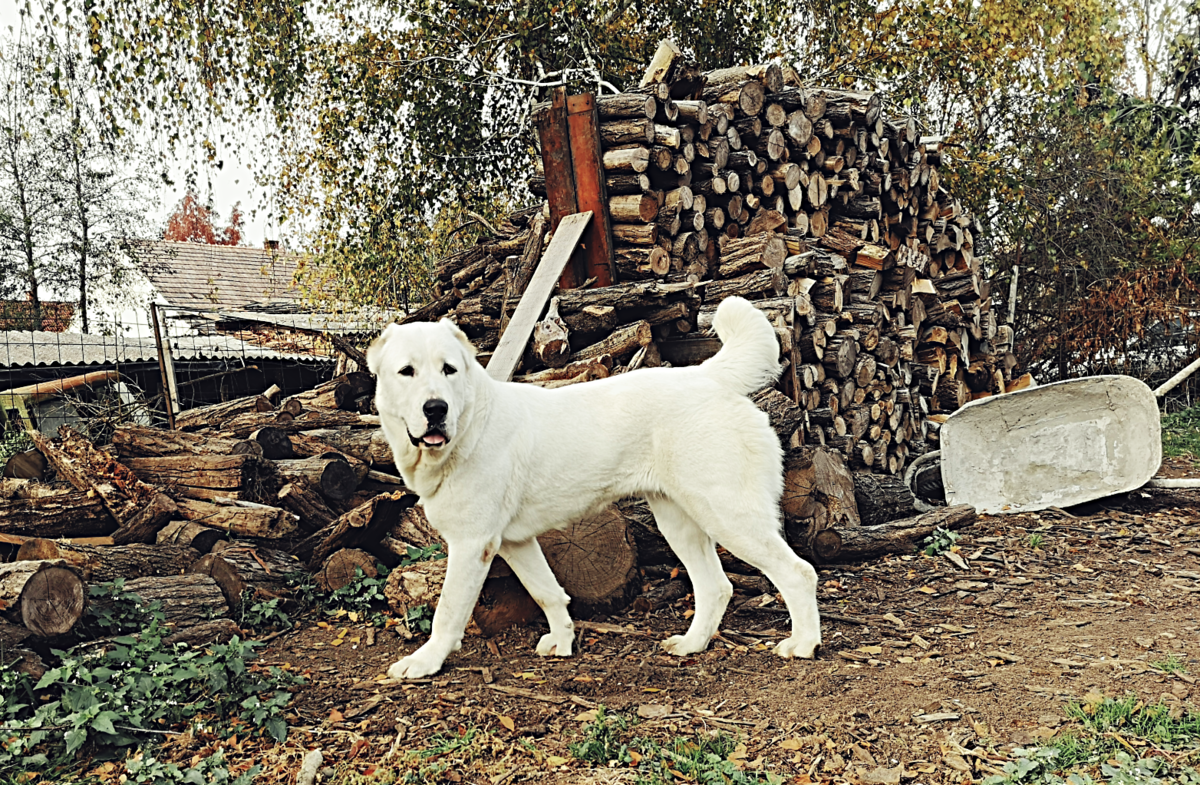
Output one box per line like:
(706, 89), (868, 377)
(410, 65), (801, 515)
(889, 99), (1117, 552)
(384, 558), (446, 618)
(537, 503), (639, 617)
(109, 574), (231, 629)
(14, 540), (199, 583)
(300, 491), (421, 567)
(288, 372), (375, 412)
(111, 425), (259, 459)
(568, 320), (653, 364)
(29, 427), (160, 524)
(315, 548), (379, 592)
(275, 456), (358, 502)
(174, 394), (273, 431)
(174, 497), (298, 539)
(109, 493), (179, 546)
(717, 233), (787, 277)
(2, 449), (47, 480)
(0, 560), (85, 637)
(219, 408), (366, 438)
(156, 519), (225, 554)
(121, 454), (277, 505)
(852, 472), (920, 527)
(780, 446), (859, 562)
(163, 618), (241, 647)
(249, 426), (296, 460)
(835, 505), (976, 561)
(190, 545), (305, 610)
(0, 491), (116, 539)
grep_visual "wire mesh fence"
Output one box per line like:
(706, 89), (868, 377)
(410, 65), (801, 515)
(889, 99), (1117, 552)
(0, 302), (396, 454)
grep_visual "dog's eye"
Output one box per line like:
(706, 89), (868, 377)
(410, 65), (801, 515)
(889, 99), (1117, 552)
(443, 364), (457, 375)
(399, 366), (415, 377)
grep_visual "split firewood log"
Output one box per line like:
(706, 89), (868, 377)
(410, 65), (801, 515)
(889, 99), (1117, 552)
(780, 446), (859, 563)
(384, 559), (446, 618)
(836, 505), (975, 561)
(0, 560), (86, 637)
(752, 387), (805, 446)
(190, 545), (304, 611)
(533, 296), (571, 369)
(852, 472), (920, 527)
(14, 540), (199, 583)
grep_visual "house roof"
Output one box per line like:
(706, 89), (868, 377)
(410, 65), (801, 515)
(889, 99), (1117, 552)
(0, 330), (331, 369)
(132, 240), (305, 311)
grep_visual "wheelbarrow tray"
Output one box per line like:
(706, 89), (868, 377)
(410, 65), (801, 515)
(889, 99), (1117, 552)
(940, 375), (1161, 514)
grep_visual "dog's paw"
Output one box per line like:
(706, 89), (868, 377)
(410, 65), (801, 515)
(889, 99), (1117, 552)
(660, 634), (709, 656)
(535, 631), (574, 657)
(387, 653), (444, 680)
(772, 635), (820, 659)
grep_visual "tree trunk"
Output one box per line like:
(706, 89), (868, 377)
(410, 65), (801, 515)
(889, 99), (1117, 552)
(107, 574), (231, 629)
(276, 480), (340, 534)
(0, 560), (86, 637)
(156, 519), (225, 554)
(14, 540), (199, 583)
(780, 447), (860, 563)
(111, 425), (257, 459)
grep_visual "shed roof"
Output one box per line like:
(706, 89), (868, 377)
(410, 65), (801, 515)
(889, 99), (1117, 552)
(0, 331), (329, 369)
(133, 240), (304, 311)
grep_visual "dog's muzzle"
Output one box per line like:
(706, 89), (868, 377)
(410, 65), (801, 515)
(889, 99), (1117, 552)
(410, 398), (450, 448)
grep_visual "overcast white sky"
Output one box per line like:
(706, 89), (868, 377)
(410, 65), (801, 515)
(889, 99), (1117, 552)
(0, 4), (272, 247)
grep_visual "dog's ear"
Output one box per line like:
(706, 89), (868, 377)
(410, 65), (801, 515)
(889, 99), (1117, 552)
(440, 318), (477, 358)
(367, 323), (402, 375)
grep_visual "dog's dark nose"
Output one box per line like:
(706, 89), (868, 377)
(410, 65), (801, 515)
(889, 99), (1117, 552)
(423, 399), (449, 422)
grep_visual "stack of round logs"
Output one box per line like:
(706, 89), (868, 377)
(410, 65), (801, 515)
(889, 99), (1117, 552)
(429, 57), (1014, 476)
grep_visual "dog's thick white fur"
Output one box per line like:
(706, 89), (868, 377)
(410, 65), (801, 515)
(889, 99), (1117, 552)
(368, 296), (821, 679)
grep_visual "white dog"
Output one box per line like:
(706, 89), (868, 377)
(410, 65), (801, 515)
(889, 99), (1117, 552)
(367, 296), (821, 679)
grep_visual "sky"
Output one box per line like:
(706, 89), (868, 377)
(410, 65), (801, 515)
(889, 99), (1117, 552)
(0, 4), (272, 248)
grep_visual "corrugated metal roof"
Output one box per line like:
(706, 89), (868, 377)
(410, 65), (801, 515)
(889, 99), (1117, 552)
(133, 240), (304, 311)
(0, 331), (331, 369)
(199, 309), (403, 335)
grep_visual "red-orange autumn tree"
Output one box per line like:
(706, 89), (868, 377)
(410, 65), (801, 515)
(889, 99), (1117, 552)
(163, 189), (243, 245)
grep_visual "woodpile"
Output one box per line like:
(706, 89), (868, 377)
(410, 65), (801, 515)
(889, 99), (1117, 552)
(0, 47), (995, 653)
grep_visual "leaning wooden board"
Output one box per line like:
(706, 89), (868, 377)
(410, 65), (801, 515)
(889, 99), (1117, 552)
(487, 211), (593, 382)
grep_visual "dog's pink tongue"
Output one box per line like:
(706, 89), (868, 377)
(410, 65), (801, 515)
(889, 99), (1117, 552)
(423, 434), (446, 446)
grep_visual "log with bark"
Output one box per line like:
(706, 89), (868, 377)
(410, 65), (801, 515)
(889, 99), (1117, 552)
(834, 504), (975, 561)
(537, 503), (639, 618)
(13, 540), (199, 583)
(190, 545), (305, 611)
(299, 491), (421, 567)
(0, 560), (86, 637)
(174, 394), (274, 431)
(121, 453), (277, 505)
(0, 491), (116, 539)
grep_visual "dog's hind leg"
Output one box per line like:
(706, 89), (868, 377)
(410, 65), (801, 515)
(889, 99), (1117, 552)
(646, 496), (732, 655)
(499, 538), (575, 657)
(700, 505), (821, 659)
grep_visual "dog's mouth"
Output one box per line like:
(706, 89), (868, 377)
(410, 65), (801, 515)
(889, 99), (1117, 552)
(409, 426), (449, 448)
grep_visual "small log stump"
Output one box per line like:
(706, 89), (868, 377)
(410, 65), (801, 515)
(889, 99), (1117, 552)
(315, 548), (378, 592)
(538, 504), (639, 618)
(0, 560), (86, 637)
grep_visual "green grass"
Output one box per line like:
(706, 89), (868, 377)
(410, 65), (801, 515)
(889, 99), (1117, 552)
(1149, 654), (1191, 675)
(1162, 405), (1200, 458)
(983, 695), (1200, 784)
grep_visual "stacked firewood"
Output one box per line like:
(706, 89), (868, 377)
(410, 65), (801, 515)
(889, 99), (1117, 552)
(433, 50), (1010, 475)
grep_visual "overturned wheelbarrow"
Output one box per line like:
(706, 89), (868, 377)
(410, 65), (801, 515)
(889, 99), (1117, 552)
(908, 375), (1161, 515)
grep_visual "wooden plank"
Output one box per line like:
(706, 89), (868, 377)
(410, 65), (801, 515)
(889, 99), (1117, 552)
(535, 87), (578, 237)
(487, 212), (594, 382)
(566, 93), (615, 289)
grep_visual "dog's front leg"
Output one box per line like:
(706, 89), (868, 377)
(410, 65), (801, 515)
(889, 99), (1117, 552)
(387, 534), (499, 680)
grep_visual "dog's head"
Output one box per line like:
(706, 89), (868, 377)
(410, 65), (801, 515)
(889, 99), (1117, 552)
(367, 318), (480, 459)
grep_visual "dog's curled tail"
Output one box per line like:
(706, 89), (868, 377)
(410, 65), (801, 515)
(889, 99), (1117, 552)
(700, 296), (782, 396)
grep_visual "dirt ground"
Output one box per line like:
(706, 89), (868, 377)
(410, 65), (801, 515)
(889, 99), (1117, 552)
(242, 457), (1200, 784)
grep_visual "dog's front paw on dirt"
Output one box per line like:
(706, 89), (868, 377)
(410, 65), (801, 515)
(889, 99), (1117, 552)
(535, 631), (573, 657)
(773, 635), (819, 659)
(660, 634), (708, 656)
(387, 654), (443, 680)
